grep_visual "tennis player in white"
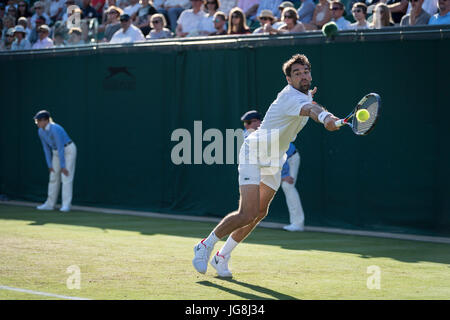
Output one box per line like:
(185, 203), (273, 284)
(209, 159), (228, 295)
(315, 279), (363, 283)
(192, 54), (340, 277)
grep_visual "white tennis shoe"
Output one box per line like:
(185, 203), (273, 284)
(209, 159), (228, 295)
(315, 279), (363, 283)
(283, 224), (304, 232)
(36, 203), (54, 211)
(192, 239), (213, 274)
(210, 251), (232, 278)
(59, 206), (70, 212)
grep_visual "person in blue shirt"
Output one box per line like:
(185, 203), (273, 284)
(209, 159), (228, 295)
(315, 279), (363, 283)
(240, 110), (305, 232)
(428, 0), (450, 25)
(280, 142), (305, 231)
(34, 110), (77, 212)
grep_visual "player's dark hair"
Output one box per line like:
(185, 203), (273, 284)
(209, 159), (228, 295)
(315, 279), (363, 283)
(282, 54), (311, 77)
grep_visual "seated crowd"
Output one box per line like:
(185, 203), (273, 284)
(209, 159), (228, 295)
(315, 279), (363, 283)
(0, 0), (449, 50)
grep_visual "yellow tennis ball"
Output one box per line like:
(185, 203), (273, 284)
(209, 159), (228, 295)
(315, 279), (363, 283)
(356, 109), (370, 122)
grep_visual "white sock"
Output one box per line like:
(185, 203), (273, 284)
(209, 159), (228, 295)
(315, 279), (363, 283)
(218, 236), (239, 257)
(203, 231), (220, 248)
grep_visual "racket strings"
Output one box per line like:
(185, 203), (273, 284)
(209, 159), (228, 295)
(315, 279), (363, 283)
(352, 96), (379, 135)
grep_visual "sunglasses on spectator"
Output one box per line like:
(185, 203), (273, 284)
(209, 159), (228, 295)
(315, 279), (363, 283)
(152, 20), (161, 24)
(213, 18), (222, 22)
(284, 14), (295, 19)
(207, 1), (216, 4)
(352, 8), (362, 12)
(260, 17), (272, 20)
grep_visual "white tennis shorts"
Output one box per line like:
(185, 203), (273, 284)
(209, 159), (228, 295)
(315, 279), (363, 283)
(238, 163), (282, 191)
(238, 141), (282, 191)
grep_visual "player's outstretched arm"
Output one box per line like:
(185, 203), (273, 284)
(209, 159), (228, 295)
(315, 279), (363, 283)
(300, 103), (340, 131)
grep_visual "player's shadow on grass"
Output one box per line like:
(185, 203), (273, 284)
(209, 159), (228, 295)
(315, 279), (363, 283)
(197, 279), (298, 300)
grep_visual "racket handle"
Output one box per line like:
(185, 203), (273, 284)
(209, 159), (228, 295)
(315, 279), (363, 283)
(335, 119), (345, 127)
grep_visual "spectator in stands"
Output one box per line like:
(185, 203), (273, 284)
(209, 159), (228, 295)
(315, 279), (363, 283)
(31, 2), (51, 28)
(272, 1), (294, 28)
(17, 17), (31, 38)
(80, 0), (99, 20)
(67, 27), (85, 45)
(199, 0), (220, 35)
(28, 15), (46, 44)
(11, 25), (31, 50)
(218, 0), (238, 16)
(278, 7), (306, 32)
(306, 0), (332, 29)
(53, 32), (66, 46)
(252, 9), (277, 33)
(238, 0), (259, 19)
(228, 7), (251, 34)
(370, 3), (394, 28)
(2, 16), (15, 39)
(387, 0), (437, 24)
(48, 0), (65, 23)
(1, 27), (15, 51)
(6, 3), (18, 22)
(276, 1), (294, 20)
(17, 1), (32, 20)
(330, 0), (351, 30)
(163, 0), (191, 32)
(102, 0), (117, 19)
(123, 0), (142, 21)
(146, 12), (174, 38)
(400, 0), (431, 25)
(110, 13), (145, 43)
(428, 0), (450, 24)
(97, 5), (123, 35)
(350, 2), (369, 28)
(32, 24), (54, 49)
(175, 0), (206, 37)
(135, 0), (157, 36)
(91, 0), (106, 16)
(297, 0), (316, 24)
(100, 6), (123, 41)
(209, 10), (227, 34)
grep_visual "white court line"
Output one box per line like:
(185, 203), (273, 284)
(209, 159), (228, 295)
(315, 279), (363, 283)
(0, 285), (91, 300)
(1, 200), (450, 244)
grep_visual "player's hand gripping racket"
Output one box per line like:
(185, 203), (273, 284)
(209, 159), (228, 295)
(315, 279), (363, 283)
(335, 93), (381, 135)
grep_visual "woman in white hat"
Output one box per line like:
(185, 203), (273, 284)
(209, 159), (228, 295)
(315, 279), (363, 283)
(11, 25), (32, 50)
(252, 9), (278, 34)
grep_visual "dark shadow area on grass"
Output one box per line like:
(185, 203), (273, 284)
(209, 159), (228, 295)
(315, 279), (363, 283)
(1, 204), (450, 266)
(197, 279), (298, 300)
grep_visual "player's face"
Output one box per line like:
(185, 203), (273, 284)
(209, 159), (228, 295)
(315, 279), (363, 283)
(34, 119), (48, 129)
(287, 63), (312, 94)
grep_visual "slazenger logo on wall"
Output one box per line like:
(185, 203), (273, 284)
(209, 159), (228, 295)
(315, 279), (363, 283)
(103, 67), (136, 91)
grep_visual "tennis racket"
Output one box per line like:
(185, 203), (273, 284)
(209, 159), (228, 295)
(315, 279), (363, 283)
(335, 93), (381, 136)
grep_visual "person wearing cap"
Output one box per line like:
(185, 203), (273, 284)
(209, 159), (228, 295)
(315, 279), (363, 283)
(33, 110), (77, 212)
(11, 25), (32, 50)
(109, 13), (145, 43)
(100, 5), (123, 42)
(297, 0), (316, 24)
(32, 24), (54, 49)
(252, 9), (278, 34)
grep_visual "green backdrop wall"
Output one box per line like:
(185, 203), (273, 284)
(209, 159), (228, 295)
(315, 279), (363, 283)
(1, 33), (449, 237)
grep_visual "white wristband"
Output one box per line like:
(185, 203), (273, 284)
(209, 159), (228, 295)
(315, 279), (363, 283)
(318, 111), (332, 124)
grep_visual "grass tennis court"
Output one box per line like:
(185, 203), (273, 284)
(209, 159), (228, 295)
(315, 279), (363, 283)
(0, 204), (449, 300)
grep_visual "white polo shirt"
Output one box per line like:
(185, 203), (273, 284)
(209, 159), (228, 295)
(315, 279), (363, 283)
(177, 9), (207, 35)
(110, 24), (145, 44)
(243, 85), (311, 168)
